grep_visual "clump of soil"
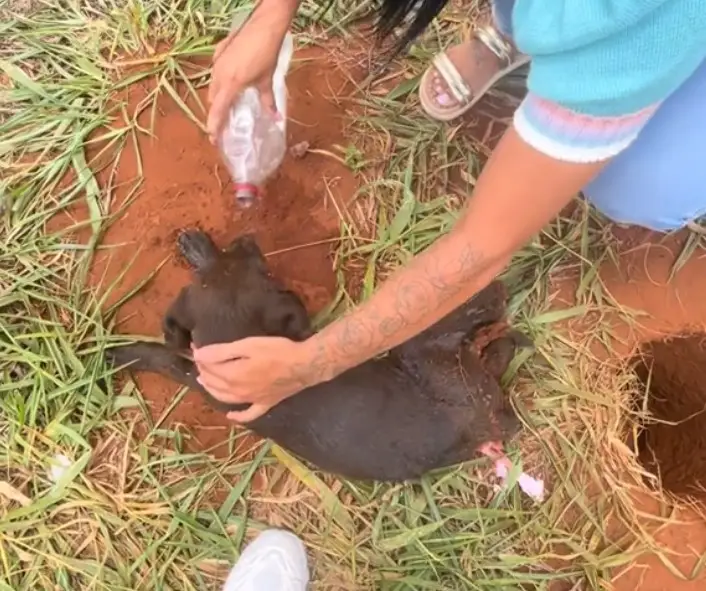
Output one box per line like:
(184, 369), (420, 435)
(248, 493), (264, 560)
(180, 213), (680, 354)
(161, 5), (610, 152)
(58, 47), (361, 451)
(633, 333), (706, 499)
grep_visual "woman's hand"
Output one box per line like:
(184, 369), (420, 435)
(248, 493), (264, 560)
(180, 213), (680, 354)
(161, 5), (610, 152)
(207, 0), (299, 142)
(193, 336), (322, 423)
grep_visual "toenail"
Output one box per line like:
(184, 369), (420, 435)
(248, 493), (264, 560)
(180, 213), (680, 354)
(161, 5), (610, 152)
(436, 92), (452, 106)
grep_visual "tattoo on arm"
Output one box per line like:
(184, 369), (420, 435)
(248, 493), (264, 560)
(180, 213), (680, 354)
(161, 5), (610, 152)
(297, 236), (485, 385)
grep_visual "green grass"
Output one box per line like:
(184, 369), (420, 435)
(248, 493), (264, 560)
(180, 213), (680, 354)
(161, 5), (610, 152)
(2, 0), (703, 589)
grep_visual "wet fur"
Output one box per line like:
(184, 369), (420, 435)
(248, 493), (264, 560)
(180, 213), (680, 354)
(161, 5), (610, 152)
(108, 230), (531, 482)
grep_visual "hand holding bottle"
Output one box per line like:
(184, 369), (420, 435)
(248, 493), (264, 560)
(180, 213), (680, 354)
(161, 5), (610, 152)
(207, 0), (299, 143)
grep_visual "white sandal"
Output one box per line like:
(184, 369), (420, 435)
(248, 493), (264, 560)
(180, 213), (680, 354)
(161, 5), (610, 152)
(419, 25), (530, 122)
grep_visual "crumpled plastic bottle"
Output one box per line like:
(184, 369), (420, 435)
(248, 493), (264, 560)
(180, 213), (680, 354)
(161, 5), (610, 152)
(218, 18), (293, 208)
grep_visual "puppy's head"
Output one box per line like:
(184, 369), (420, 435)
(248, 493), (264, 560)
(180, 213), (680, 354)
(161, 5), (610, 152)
(182, 231), (312, 346)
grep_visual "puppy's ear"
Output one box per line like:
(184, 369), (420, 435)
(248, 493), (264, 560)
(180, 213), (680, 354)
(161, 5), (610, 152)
(226, 234), (268, 263)
(233, 234), (263, 256)
(178, 230), (220, 271)
(262, 292), (313, 341)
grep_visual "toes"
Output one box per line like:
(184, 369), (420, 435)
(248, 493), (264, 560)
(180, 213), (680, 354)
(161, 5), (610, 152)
(429, 70), (459, 108)
(436, 92), (454, 106)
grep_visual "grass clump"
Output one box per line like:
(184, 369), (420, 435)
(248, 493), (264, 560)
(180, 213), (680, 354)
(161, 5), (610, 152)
(1, 2), (276, 589)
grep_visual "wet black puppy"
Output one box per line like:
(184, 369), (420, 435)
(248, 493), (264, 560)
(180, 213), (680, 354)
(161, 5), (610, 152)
(108, 230), (530, 481)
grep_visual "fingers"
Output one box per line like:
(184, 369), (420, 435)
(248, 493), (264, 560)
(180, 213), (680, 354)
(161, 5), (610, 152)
(192, 340), (249, 363)
(213, 40), (227, 63)
(191, 337), (295, 422)
(207, 72), (218, 107)
(227, 403), (270, 423)
(207, 80), (243, 144)
(196, 371), (233, 396)
(193, 339), (264, 401)
(193, 336), (286, 363)
(256, 81), (278, 118)
(201, 383), (235, 404)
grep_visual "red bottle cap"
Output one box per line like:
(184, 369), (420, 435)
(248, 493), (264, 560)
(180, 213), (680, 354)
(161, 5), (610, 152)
(234, 183), (259, 208)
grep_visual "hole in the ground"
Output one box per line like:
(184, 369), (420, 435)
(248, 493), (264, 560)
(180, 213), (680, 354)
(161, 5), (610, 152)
(633, 333), (706, 500)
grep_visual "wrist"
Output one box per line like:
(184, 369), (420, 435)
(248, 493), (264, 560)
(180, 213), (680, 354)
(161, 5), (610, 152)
(298, 334), (340, 385)
(256, 0), (300, 25)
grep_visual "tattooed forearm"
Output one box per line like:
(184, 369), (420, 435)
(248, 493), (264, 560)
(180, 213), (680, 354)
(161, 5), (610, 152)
(302, 227), (499, 384)
(290, 125), (598, 387)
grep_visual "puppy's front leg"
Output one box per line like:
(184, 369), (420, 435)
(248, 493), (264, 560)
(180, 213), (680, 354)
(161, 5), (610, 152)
(107, 342), (202, 392)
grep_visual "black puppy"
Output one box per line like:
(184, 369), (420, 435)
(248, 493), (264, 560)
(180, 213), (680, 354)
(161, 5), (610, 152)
(108, 230), (530, 481)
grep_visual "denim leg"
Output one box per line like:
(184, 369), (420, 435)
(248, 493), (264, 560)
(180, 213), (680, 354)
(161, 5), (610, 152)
(583, 57), (706, 231)
(491, 0), (516, 38)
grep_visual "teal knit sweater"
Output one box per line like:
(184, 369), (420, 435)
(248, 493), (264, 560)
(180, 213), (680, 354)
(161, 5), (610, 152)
(509, 0), (706, 162)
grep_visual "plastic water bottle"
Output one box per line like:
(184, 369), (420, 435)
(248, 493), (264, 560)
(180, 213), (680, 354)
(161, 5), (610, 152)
(218, 18), (294, 208)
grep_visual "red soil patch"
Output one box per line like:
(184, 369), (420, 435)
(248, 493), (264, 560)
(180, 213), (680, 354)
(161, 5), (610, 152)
(58, 47), (361, 453)
(633, 333), (706, 500)
(556, 230), (706, 591)
(609, 243), (706, 591)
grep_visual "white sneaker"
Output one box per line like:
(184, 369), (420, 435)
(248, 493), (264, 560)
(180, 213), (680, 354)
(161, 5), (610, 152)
(222, 529), (309, 591)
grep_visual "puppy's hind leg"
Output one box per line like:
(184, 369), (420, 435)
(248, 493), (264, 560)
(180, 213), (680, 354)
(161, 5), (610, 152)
(481, 330), (533, 380)
(394, 281), (508, 357)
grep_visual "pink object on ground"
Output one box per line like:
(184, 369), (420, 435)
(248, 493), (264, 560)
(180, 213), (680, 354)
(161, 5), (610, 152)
(478, 441), (545, 502)
(494, 457), (545, 502)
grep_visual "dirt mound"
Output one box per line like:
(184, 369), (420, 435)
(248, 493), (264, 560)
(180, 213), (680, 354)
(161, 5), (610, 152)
(61, 47), (361, 452)
(634, 334), (706, 499)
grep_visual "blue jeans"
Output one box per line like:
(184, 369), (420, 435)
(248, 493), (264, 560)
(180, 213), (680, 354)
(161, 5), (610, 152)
(491, 0), (706, 231)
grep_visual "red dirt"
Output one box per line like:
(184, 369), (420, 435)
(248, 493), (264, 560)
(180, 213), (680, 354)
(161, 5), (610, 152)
(58, 47), (361, 453)
(559, 230), (706, 590)
(633, 333), (706, 500)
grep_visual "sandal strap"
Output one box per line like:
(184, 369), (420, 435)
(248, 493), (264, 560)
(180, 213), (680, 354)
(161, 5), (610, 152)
(476, 25), (514, 65)
(430, 25), (522, 106)
(432, 52), (473, 103)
